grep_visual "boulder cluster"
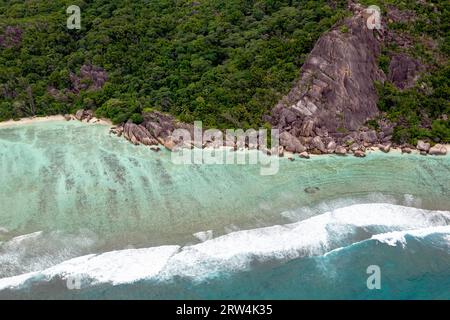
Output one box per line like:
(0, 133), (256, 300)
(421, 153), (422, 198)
(64, 109), (102, 124)
(267, 5), (387, 159)
(71, 108), (447, 158)
(263, 4), (446, 159)
(108, 111), (284, 154)
(66, 2), (447, 159)
(110, 111), (194, 152)
(416, 140), (447, 156)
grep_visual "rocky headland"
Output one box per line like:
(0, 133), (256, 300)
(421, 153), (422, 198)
(69, 3), (447, 158)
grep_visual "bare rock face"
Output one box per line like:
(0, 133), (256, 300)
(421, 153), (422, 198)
(350, 143), (361, 152)
(110, 126), (123, 137)
(75, 109), (85, 121)
(143, 111), (177, 140)
(360, 130), (378, 144)
(74, 109), (94, 122)
(277, 146), (285, 157)
(300, 120), (315, 137)
(109, 110), (198, 150)
(327, 141), (337, 153)
(123, 122), (159, 146)
(335, 146), (348, 155)
(108, 111), (199, 151)
(388, 53), (423, 90)
(429, 144), (447, 156)
(163, 137), (177, 151)
(401, 147), (412, 154)
(417, 140), (431, 152)
(270, 7), (386, 151)
(354, 150), (366, 158)
(311, 136), (327, 154)
(379, 143), (392, 153)
(279, 131), (306, 153)
(299, 151), (310, 159)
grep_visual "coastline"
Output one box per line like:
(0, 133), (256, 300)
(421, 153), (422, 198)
(280, 144), (450, 159)
(0, 115), (112, 129)
(1, 115), (448, 158)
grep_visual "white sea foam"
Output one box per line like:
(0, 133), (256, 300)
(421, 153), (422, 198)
(193, 230), (214, 242)
(0, 203), (449, 291)
(0, 230), (98, 279)
(372, 225), (450, 248)
(5, 231), (43, 245)
(403, 194), (422, 208)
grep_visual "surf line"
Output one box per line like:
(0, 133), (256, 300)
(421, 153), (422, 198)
(176, 304), (210, 318)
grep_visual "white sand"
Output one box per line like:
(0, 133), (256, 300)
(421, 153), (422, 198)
(0, 115), (66, 128)
(0, 115), (112, 129)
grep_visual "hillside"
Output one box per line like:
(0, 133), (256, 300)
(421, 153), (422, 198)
(0, 0), (448, 146)
(0, 0), (347, 129)
(270, 0), (449, 152)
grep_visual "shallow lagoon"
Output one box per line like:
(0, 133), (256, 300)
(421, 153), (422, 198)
(0, 121), (449, 299)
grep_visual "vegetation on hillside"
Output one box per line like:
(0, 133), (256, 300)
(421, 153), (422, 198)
(0, 0), (448, 144)
(360, 0), (449, 144)
(0, 0), (347, 128)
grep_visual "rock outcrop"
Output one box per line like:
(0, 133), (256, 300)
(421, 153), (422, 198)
(74, 109), (93, 122)
(429, 144), (447, 156)
(379, 143), (392, 153)
(279, 131), (306, 153)
(335, 146), (348, 156)
(388, 53), (423, 90)
(269, 4), (386, 154)
(354, 150), (366, 158)
(417, 140), (431, 153)
(123, 122), (159, 146)
(299, 152), (310, 159)
(72, 4), (440, 159)
(401, 147), (412, 154)
(266, 4), (432, 157)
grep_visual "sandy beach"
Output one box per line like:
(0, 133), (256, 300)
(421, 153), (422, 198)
(0, 115), (112, 129)
(1, 116), (448, 157)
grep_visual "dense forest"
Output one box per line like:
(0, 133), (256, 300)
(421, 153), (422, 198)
(0, 0), (347, 129)
(0, 0), (448, 142)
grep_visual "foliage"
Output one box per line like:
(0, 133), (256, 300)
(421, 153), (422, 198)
(376, 64), (450, 144)
(95, 98), (140, 124)
(130, 113), (144, 125)
(361, 0), (449, 144)
(0, 0), (348, 129)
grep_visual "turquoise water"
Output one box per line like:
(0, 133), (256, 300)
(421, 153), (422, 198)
(0, 121), (449, 299)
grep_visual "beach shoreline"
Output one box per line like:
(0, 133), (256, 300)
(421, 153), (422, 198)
(1, 115), (448, 158)
(0, 115), (112, 129)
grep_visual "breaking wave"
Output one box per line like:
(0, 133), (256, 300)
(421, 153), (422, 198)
(0, 203), (449, 292)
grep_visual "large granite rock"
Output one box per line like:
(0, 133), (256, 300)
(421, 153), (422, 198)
(388, 53), (423, 90)
(335, 146), (348, 155)
(311, 136), (327, 154)
(417, 140), (431, 152)
(299, 151), (310, 159)
(379, 143), (392, 153)
(75, 109), (85, 121)
(429, 144), (447, 156)
(354, 150), (366, 158)
(360, 130), (378, 144)
(279, 131), (306, 153)
(74, 109), (94, 122)
(270, 7), (385, 144)
(123, 122), (159, 146)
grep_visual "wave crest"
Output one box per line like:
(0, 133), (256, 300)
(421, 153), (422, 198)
(1, 203), (449, 291)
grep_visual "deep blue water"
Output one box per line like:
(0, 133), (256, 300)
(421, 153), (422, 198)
(0, 121), (449, 300)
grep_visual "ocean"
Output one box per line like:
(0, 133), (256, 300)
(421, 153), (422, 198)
(0, 121), (449, 299)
